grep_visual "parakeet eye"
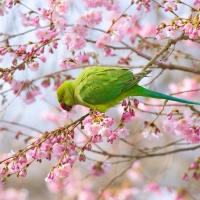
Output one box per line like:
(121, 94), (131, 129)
(61, 95), (64, 98)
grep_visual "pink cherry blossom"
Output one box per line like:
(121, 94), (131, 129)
(194, 0), (200, 8)
(166, 29), (177, 39)
(182, 23), (193, 34)
(81, 0), (119, 11)
(96, 33), (111, 48)
(98, 127), (112, 137)
(84, 123), (102, 136)
(117, 127), (129, 138)
(71, 36), (86, 50)
(19, 11), (40, 28)
(156, 32), (165, 40)
(52, 143), (64, 157)
(45, 172), (55, 183)
(0, 2), (7, 16)
(39, 56), (46, 63)
(19, 169), (27, 177)
(75, 54), (90, 64)
(23, 91), (36, 104)
(53, 17), (66, 32)
(165, 0), (178, 12)
(142, 130), (163, 140)
(62, 107), (77, 118)
(182, 173), (189, 181)
(76, 10), (102, 28)
(77, 190), (96, 200)
(123, 14), (137, 32)
(18, 155), (27, 164)
(169, 78), (199, 98)
(162, 112), (200, 144)
(55, 0), (69, 15)
(145, 182), (161, 196)
(39, 9), (50, 20)
(189, 28), (198, 39)
(69, 25), (88, 37)
(122, 111), (133, 123)
(28, 62), (39, 71)
(110, 26), (125, 42)
(126, 161), (143, 182)
(107, 132), (116, 144)
(117, 188), (139, 200)
(10, 79), (24, 94)
(136, 0), (151, 12)
(62, 33), (86, 51)
(0, 188), (28, 200)
(36, 29), (52, 40)
(54, 163), (71, 178)
(104, 47), (114, 57)
(83, 117), (93, 125)
(103, 117), (114, 126)
(58, 59), (68, 69)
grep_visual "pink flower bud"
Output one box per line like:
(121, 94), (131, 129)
(39, 56), (46, 63)
(79, 153), (86, 162)
(1, 176), (7, 185)
(182, 173), (188, 181)
(134, 99), (139, 108)
(19, 170), (27, 177)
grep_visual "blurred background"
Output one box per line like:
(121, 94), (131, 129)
(0, 0), (200, 199)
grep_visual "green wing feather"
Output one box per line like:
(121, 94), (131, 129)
(78, 66), (150, 105)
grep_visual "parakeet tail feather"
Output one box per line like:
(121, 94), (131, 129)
(127, 85), (200, 105)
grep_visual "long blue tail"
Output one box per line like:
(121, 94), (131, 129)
(128, 85), (200, 105)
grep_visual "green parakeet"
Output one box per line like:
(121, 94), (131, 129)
(57, 66), (200, 112)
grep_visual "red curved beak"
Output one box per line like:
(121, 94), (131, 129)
(60, 103), (73, 112)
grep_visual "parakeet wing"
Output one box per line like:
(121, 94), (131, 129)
(78, 67), (150, 105)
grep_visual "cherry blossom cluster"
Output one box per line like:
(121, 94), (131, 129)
(142, 121), (162, 140)
(61, 9), (102, 51)
(0, 187), (28, 200)
(19, 11), (40, 28)
(169, 77), (200, 99)
(83, 111), (130, 144)
(121, 98), (162, 140)
(0, 38), (58, 82)
(155, 1), (200, 40)
(46, 174), (97, 199)
(162, 110), (200, 144)
(0, 0), (13, 16)
(81, 0), (120, 11)
(81, 99), (140, 144)
(6, 73), (72, 105)
(0, 117), (82, 184)
(96, 14), (137, 48)
(58, 53), (90, 69)
(41, 73), (73, 90)
(19, 0), (69, 30)
(45, 160), (190, 199)
(183, 157), (200, 181)
(0, 0), (69, 80)
(121, 99), (138, 123)
(135, 0), (151, 13)
(194, 0), (200, 8)
(0, 108), (135, 184)
(164, 0), (178, 12)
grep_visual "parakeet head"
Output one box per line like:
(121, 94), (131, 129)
(57, 81), (74, 112)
